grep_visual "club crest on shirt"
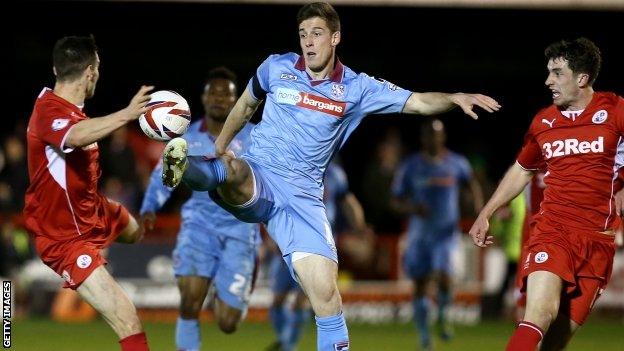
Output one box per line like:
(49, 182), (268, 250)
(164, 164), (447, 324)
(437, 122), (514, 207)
(592, 110), (608, 124)
(331, 83), (345, 99)
(534, 251), (548, 263)
(77, 254), (92, 269)
(52, 118), (70, 131)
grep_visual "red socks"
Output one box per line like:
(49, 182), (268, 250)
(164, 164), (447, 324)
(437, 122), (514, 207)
(119, 332), (149, 351)
(506, 321), (544, 351)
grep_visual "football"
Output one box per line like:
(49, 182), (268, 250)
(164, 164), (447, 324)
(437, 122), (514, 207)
(139, 90), (191, 141)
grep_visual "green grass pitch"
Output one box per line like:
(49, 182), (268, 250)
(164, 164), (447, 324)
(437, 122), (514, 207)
(11, 318), (624, 350)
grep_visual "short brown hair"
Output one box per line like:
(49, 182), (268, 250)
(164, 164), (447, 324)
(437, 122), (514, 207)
(545, 37), (602, 86)
(297, 2), (341, 33)
(53, 35), (98, 82)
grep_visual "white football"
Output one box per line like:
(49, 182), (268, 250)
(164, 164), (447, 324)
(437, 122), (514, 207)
(139, 90), (191, 141)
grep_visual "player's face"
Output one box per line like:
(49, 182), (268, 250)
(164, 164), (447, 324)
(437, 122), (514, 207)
(202, 78), (237, 122)
(299, 17), (340, 73)
(85, 54), (100, 99)
(545, 57), (581, 109)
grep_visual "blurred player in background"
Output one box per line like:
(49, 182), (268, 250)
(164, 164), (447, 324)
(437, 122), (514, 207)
(23, 35), (153, 351)
(470, 38), (620, 351)
(392, 118), (483, 351)
(140, 67), (260, 351)
(489, 192), (525, 318)
(266, 161), (368, 351)
(161, 3), (499, 349)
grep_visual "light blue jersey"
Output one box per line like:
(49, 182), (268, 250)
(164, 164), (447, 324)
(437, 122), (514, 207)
(141, 119), (259, 310)
(393, 150), (472, 278)
(212, 53), (410, 271)
(245, 53), (412, 197)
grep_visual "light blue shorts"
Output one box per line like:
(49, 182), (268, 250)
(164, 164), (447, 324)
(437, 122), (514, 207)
(403, 233), (458, 279)
(172, 222), (257, 310)
(210, 160), (338, 280)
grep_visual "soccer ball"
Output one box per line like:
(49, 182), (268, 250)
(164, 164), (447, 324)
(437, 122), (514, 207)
(139, 90), (191, 141)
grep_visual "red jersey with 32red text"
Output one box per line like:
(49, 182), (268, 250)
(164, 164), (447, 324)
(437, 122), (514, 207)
(517, 92), (624, 232)
(24, 88), (109, 242)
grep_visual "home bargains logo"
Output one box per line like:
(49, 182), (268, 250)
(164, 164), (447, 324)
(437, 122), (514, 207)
(275, 88), (346, 117)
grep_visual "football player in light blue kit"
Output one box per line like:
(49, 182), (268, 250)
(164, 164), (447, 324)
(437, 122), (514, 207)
(267, 161), (367, 351)
(161, 3), (500, 350)
(392, 119), (483, 351)
(140, 67), (259, 351)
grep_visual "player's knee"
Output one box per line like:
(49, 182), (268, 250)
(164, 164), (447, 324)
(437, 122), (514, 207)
(527, 302), (559, 327)
(218, 319), (239, 334)
(217, 313), (240, 334)
(413, 278), (428, 297)
(179, 296), (203, 318)
(221, 156), (250, 186)
(309, 284), (341, 315)
(272, 293), (288, 307)
(112, 312), (143, 338)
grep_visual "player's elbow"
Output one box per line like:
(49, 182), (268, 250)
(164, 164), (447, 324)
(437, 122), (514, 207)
(64, 129), (88, 149)
(402, 93), (431, 115)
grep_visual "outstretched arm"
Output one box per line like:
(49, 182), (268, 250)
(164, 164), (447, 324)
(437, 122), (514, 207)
(469, 162), (533, 247)
(215, 87), (261, 156)
(402, 92), (501, 119)
(65, 85), (153, 148)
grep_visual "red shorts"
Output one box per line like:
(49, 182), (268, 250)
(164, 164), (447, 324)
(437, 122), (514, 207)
(520, 218), (616, 325)
(34, 200), (130, 290)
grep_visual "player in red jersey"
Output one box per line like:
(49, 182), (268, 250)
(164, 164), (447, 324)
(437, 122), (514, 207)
(23, 35), (153, 351)
(470, 37), (619, 351)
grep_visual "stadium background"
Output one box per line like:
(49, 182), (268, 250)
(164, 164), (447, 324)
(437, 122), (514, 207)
(5, 0), (624, 350)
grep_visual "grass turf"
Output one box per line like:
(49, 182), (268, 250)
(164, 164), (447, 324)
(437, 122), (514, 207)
(11, 318), (624, 350)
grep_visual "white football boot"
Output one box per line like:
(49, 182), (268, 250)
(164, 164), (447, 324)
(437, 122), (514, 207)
(161, 137), (188, 188)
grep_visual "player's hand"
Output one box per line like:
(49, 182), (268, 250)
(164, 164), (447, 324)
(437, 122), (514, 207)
(615, 188), (624, 217)
(468, 215), (494, 248)
(214, 140), (236, 161)
(141, 212), (156, 231)
(450, 93), (501, 120)
(126, 85), (154, 120)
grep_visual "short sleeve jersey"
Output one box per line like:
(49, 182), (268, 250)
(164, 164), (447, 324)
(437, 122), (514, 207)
(517, 92), (624, 231)
(244, 53), (412, 197)
(24, 88), (106, 240)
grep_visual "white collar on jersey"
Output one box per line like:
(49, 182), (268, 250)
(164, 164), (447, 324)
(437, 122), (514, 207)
(561, 109), (584, 121)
